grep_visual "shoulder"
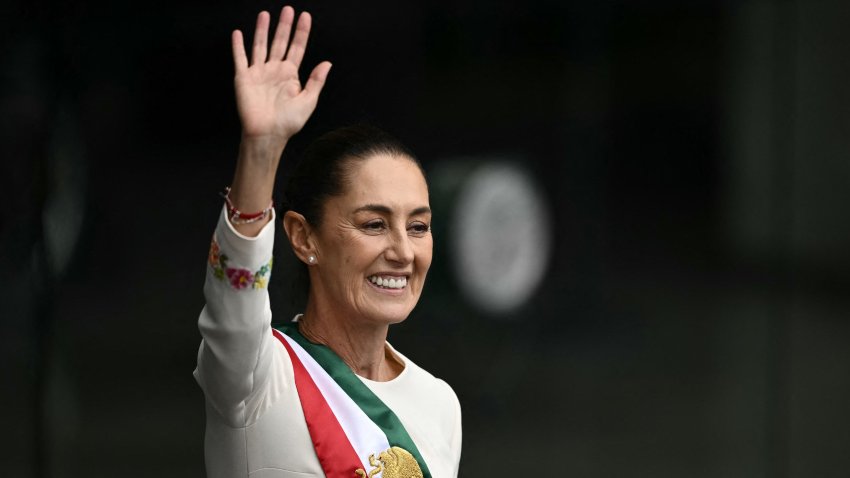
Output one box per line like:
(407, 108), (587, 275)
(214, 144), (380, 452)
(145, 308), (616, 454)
(387, 348), (463, 465)
(390, 346), (462, 416)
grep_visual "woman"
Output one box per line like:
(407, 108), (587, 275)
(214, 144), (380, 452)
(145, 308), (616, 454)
(194, 6), (462, 478)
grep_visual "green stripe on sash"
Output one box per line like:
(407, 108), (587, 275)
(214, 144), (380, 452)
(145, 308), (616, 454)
(278, 324), (432, 478)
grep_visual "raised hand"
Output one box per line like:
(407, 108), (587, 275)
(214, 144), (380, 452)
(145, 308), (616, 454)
(227, 6), (331, 236)
(232, 6), (332, 142)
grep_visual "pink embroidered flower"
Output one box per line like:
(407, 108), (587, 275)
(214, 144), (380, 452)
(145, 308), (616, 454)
(226, 268), (254, 290)
(208, 239), (221, 267)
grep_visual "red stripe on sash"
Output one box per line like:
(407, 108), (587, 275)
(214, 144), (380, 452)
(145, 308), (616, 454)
(272, 329), (363, 477)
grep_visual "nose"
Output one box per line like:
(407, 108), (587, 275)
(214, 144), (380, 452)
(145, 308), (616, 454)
(385, 227), (414, 265)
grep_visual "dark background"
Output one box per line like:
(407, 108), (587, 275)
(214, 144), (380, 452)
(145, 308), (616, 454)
(3, 0), (849, 476)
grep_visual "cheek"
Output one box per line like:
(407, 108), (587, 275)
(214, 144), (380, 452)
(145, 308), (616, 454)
(343, 237), (383, 273)
(416, 239), (434, 271)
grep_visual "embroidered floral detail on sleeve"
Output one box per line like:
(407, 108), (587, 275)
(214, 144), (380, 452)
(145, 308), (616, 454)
(208, 239), (222, 277)
(226, 268), (254, 289)
(208, 235), (273, 290)
(253, 275), (268, 289)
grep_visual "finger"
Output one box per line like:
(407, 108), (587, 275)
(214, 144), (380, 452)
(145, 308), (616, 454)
(231, 30), (249, 72)
(251, 11), (270, 65)
(285, 11), (312, 68)
(301, 61), (332, 100)
(269, 6), (295, 61)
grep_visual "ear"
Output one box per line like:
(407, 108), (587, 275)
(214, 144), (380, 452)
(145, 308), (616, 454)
(282, 211), (317, 264)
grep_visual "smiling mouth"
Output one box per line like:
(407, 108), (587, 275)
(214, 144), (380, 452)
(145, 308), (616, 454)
(367, 275), (408, 290)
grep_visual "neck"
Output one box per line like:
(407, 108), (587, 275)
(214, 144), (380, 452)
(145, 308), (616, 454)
(299, 298), (404, 382)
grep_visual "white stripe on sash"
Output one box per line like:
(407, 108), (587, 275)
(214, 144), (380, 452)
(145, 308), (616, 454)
(282, 333), (391, 472)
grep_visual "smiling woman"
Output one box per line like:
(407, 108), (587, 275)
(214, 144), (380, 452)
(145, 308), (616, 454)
(193, 6), (461, 478)
(289, 152), (433, 330)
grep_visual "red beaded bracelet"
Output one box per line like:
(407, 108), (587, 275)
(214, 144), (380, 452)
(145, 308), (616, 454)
(221, 187), (274, 225)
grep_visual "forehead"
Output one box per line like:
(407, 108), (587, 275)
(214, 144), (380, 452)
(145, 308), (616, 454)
(340, 154), (429, 209)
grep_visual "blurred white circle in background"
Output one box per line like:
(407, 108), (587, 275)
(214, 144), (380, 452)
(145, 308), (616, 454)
(450, 162), (552, 317)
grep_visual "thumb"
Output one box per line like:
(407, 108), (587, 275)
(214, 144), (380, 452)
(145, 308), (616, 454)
(302, 61), (332, 100)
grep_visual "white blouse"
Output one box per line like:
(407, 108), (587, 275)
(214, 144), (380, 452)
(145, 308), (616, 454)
(194, 207), (462, 478)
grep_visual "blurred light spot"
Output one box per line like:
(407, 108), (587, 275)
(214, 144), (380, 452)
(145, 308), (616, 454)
(449, 161), (552, 317)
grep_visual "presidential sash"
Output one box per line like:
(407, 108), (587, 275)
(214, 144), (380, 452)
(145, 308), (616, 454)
(273, 325), (431, 478)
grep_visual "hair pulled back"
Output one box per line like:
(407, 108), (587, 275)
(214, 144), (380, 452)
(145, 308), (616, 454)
(283, 124), (422, 226)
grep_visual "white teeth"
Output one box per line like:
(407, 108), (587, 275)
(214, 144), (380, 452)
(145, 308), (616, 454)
(368, 275), (407, 289)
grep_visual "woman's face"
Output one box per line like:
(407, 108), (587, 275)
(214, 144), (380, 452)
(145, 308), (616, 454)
(310, 153), (433, 326)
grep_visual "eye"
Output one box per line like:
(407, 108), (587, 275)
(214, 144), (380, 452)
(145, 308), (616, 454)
(408, 222), (431, 236)
(362, 219), (386, 232)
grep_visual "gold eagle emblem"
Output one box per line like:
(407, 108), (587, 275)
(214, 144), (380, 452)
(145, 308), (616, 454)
(354, 446), (424, 478)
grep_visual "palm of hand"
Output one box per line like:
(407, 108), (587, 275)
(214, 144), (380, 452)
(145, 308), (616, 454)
(236, 60), (306, 139)
(232, 7), (331, 142)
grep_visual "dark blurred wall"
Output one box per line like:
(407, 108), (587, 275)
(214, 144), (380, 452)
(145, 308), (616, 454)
(2, 0), (849, 477)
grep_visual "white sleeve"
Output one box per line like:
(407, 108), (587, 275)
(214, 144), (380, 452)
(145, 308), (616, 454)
(193, 205), (277, 427)
(449, 387), (463, 478)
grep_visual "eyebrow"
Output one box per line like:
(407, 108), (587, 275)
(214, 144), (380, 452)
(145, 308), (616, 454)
(353, 204), (432, 216)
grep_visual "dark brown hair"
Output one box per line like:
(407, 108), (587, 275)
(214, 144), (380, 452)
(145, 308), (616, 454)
(283, 123), (424, 226)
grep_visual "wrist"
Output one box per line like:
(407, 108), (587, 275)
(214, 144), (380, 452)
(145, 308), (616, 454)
(221, 186), (274, 225)
(239, 134), (288, 164)
(230, 135), (287, 217)
(234, 135), (288, 185)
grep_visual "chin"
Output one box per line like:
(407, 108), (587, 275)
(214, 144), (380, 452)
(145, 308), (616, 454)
(361, 300), (417, 326)
(359, 283), (421, 325)
(374, 306), (415, 325)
